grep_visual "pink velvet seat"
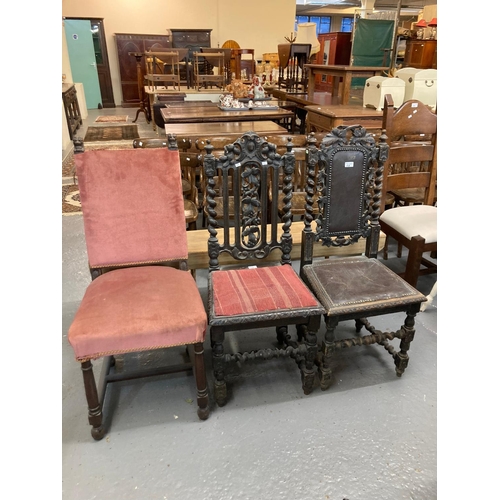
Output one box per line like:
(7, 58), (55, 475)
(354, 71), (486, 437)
(68, 144), (209, 440)
(202, 132), (325, 407)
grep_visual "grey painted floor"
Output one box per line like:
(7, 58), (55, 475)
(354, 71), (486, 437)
(62, 107), (438, 500)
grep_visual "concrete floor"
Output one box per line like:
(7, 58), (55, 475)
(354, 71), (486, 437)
(62, 106), (437, 500)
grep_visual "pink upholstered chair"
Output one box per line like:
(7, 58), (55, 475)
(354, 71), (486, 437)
(68, 145), (209, 440)
(202, 132), (325, 407)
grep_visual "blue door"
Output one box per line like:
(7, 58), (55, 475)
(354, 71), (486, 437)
(64, 19), (102, 109)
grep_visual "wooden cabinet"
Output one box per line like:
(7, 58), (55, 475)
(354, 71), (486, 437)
(403, 39), (437, 69)
(314, 32), (352, 92)
(115, 33), (172, 106)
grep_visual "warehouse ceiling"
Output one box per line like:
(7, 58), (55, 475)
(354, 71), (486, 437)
(296, 1), (429, 14)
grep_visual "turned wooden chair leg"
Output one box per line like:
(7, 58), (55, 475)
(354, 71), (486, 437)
(383, 235), (390, 260)
(404, 235), (426, 288)
(394, 309), (417, 377)
(81, 360), (105, 441)
(192, 342), (210, 420)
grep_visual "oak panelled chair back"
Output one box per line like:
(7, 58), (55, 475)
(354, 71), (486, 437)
(203, 132), (325, 406)
(300, 126), (426, 390)
(379, 95), (437, 287)
(68, 144), (209, 440)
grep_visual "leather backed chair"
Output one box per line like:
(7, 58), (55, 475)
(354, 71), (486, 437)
(300, 126), (427, 390)
(68, 144), (209, 439)
(379, 95), (437, 287)
(202, 132), (325, 406)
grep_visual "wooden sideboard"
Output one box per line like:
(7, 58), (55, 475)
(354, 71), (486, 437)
(115, 33), (172, 106)
(403, 39), (437, 69)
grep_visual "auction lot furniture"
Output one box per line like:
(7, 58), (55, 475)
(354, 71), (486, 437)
(305, 104), (383, 133)
(193, 49), (231, 90)
(202, 132), (325, 406)
(164, 121), (288, 138)
(304, 64), (389, 105)
(145, 49), (189, 92)
(115, 33), (172, 106)
(278, 43), (311, 93)
(300, 126), (426, 390)
(379, 95), (437, 288)
(68, 145), (210, 440)
(160, 105), (294, 125)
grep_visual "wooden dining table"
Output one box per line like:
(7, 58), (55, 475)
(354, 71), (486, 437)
(304, 64), (389, 105)
(160, 105), (294, 125)
(164, 121), (288, 138)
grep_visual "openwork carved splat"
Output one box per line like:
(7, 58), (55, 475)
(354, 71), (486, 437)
(204, 132), (296, 269)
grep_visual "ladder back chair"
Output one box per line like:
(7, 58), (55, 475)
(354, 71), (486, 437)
(203, 132), (325, 406)
(68, 144), (209, 439)
(300, 126), (427, 391)
(379, 95), (437, 287)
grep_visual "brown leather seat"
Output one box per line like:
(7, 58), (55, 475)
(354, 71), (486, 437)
(300, 126), (426, 390)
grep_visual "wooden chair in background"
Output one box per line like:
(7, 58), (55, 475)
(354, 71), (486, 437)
(68, 144), (209, 440)
(379, 95), (437, 288)
(300, 126), (427, 390)
(202, 132), (325, 406)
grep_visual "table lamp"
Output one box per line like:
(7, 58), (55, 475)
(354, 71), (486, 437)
(415, 19), (427, 40)
(295, 22), (320, 60)
(427, 18), (437, 40)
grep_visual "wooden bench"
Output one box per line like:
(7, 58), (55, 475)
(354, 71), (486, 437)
(186, 220), (385, 270)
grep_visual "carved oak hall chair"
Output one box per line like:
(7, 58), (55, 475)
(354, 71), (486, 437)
(300, 126), (427, 391)
(379, 95), (437, 288)
(203, 132), (325, 407)
(68, 145), (209, 440)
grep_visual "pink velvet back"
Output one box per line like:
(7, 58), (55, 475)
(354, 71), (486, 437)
(75, 148), (188, 268)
